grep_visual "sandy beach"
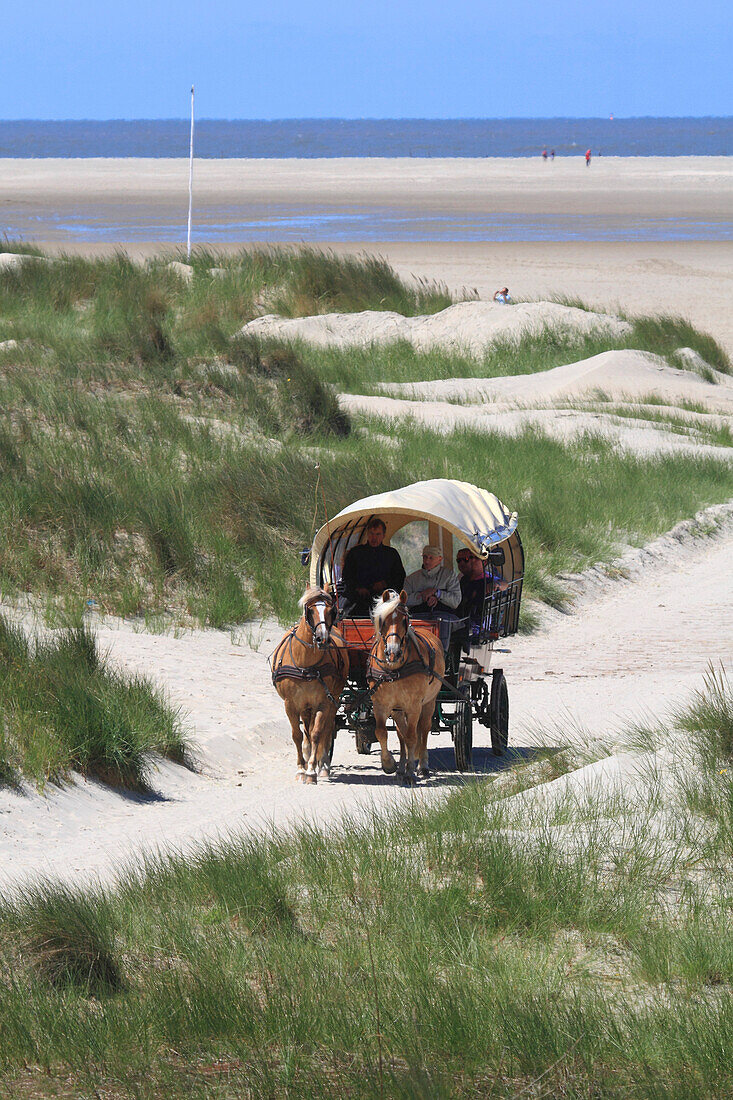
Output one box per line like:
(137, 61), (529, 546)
(3, 155), (731, 351)
(3, 155), (730, 217)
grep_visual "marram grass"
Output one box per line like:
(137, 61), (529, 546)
(0, 616), (190, 789)
(1, 679), (732, 1097)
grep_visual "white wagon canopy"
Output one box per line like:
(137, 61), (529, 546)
(309, 478), (523, 631)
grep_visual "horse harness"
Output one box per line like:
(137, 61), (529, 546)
(365, 611), (466, 704)
(270, 623), (346, 707)
(367, 614), (438, 689)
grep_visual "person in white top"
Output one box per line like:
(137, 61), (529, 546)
(404, 545), (462, 649)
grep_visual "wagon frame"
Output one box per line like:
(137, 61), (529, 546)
(307, 479), (524, 771)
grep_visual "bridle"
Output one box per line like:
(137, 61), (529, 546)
(303, 594), (336, 649)
(270, 589), (345, 698)
(377, 603), (410, 665)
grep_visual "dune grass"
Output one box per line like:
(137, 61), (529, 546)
(297, 312), (730, 395)
(0, 358), (732, 626)
(0, 246), (730, 626)
(1, 678), (732, 1097)
(0, 245), (451, 360)
(0, 616), (189, 788)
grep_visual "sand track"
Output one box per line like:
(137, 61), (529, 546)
(1, 503), (731, 893)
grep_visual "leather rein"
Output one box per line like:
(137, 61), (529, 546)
(368, 606), (438, 687)
(270, 600), (346, 706)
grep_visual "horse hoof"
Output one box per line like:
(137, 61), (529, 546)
(295, 770), (305, 782)
(400, 773), (416, 787)
(381, 756), (397, 775)
(304, 773), (317, 785)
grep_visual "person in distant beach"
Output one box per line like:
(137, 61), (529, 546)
(493, 287), (511, 304)
(550, 149), (555, 160)
(585, 148), (592, 166)
(542, 148), (548, 161)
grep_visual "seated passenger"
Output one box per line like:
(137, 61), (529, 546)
(342, 517), (405, 617)
(404, 545), (462, 650)
(456, 550), (509, 638)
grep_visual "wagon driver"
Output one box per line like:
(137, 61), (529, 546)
(342, 517), (406, 617)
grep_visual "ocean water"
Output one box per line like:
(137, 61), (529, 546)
(0, 117), (731, 159)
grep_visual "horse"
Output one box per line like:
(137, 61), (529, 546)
(271, 585), (349, 784)
(368, 589), (445, 784)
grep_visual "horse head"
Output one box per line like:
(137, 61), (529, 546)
(299, 585), (337, 649)
(373, 588), (409, 664)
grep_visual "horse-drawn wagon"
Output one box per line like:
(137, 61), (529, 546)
(304, 478), (524, 775)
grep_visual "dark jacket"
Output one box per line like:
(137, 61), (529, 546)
(342, 543), (406, 614)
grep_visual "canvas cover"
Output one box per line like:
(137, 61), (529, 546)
(309, 478), (518, 586)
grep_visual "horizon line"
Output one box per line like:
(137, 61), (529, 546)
(1, 115), (732, 124)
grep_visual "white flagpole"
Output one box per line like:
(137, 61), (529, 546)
(186, 85), (195, 260)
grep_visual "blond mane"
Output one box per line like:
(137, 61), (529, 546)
(298, 585), (330, 609)
(372, 590), (402, 631)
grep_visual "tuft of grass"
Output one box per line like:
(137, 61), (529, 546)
(0, 617), (190, 788)
(629, 313), (730, 375)
(261, 246), (452, 317)
(229, 336), (351, 436)
(8, 884), (123, 996)
(676, 664), (733, 760)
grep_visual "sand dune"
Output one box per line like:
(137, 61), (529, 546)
(340, 393), (733, 459)
(381, 349), (733, 410)
(240, 300), (631, 354)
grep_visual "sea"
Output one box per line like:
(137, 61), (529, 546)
(1, 118), (731, 244)
(0, 117), (731, 159)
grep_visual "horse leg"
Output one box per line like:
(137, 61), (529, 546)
(417, 699), (435, 777)
(303, 705), (325, 784)
(372, 701), (396, 774)
(393, 711), (408, 775)
(401, 712), (420, 786)
(317, 708), (335, 780)
(285, 700), (306, 782)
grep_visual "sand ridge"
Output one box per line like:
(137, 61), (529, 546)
(240, 299), (631, 353)
(379, 349), (733, 409)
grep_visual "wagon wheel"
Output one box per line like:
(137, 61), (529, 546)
(453, 699), (473, 772)
(490, 670), (509, 756)
(471, 678), (490, 727)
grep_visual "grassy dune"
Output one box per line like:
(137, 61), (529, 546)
(301, 314), (730, 394)
(0, 374), (731, 624)
(1, 678), (732, 1097)
(0, 616), (189, 788)
(0, 245), (730, 626)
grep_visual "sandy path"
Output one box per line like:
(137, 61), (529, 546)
(1, 509), (731, 893)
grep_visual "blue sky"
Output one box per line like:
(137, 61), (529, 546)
(4, 0), (729, 119)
